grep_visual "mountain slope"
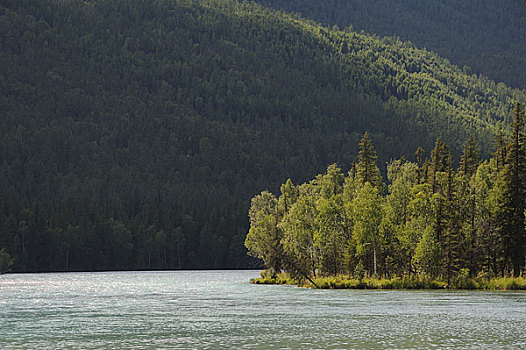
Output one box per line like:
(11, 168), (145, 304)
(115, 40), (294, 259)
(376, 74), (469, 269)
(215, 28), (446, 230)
(0, 0), (524, 271)
(253, 0), (526, 89)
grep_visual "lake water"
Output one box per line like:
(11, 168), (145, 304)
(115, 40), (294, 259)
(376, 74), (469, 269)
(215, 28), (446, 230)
(0, 270), (525, 349)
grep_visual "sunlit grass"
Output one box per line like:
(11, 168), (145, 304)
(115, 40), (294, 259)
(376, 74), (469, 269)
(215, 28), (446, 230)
(481, 277), (526, 290)
(250, 272), (296, 285)
(251, 270), (526, 290)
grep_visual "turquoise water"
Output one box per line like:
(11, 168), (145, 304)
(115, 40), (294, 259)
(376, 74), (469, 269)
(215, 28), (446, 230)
(1, 270), (525, 349)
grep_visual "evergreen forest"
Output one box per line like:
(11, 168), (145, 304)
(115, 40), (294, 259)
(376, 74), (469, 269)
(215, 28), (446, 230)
(246, 104), (526, 284)
(253, 0), (526, 89)
(0, 0), (525, 272)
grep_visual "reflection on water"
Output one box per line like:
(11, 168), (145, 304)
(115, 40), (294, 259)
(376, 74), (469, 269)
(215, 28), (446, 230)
(1, 271), (525, 349)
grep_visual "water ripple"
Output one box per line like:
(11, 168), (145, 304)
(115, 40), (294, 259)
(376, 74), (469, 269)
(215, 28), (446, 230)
(1, 271), (525, 349)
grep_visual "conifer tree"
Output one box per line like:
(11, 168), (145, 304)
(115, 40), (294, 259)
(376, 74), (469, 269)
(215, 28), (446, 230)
(443, 174), (462, 286)
(493, 124), (508, 172)
(475, 162), (501, 277)
(427, 139), (453, 247)
(458, 136), (481, 275)
(428, 138), (451, 194)
(415, 146), (425, 184)
(442, 146), (464, 284)
(460, 135), (480, 178)
(498, 103), (526, 275)
(356, 132), (382, 190)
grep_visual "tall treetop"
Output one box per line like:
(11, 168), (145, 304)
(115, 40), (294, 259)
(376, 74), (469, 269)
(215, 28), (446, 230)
(356, 132), (382, 190)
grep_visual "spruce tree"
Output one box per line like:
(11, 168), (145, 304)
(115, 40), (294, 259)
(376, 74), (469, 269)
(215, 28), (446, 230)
(460, 135), (480, 178)
(443, 162), (462, 286)
(429, 138), (451, 194)
(458, 135), (481, 275)
(415, 146), (425, 184)
(493, 124), (508, 173)
(498, 103), (526, 275)
(356, 132), (382, 190)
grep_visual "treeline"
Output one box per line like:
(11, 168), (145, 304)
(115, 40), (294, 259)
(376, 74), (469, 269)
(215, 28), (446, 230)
(0, 0), (525, 272)
(252, 0), (526, 89)
(246, 104), (526, 284)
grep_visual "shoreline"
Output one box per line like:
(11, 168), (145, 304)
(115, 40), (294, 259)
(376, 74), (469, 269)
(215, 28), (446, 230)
(250, 273), (526, 291)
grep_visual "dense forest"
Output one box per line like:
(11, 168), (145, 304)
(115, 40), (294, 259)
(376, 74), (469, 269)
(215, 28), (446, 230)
(0, 0), (525, 272)
(253, 0), (526, 89)
(246, 104), (526, 284)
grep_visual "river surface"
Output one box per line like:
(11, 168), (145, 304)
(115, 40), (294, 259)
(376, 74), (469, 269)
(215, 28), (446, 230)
(0, 270), (525, 349)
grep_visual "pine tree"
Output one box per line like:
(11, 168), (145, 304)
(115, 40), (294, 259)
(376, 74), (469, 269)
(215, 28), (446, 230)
(415, 146), (425, 184)
(428, 138), (451, 194)
(493, 124), (508, 173)
(427, 139), (453, 247)
(458, 135), (481, 275)
(475, 162), (501, 277)
(498, 103), (526, 275)
(460, 135), (480, 178)
(443, 165), (462, 287)
(356, 132), (382, 190)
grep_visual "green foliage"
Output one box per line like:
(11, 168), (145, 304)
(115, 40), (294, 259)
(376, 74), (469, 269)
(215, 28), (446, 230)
(353, 261), (365, 280)
(315, 195), (347, 275)
(253, 0), (526, 89)
(482, 276), (526, 290)
(412, 225), (441, 278)
(292, 274), (448, 289)
(249, 116), (526, 287)
(279, 194), (318, 278)
(451, 268), (477, 290)
(245, 191), (282, 274)
(352, 182), (383, 276)
(459, 135), (480, 178)
(250, 270), (295, 285)
(356, 133), (382, 189)
(490, 103), (526, 276)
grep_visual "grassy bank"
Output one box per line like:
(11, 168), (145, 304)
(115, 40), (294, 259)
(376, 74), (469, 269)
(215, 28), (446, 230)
(251, 272), (526, 290)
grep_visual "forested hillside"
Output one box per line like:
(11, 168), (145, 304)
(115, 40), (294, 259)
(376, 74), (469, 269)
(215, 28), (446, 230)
(0, 0), (524, 272)
(253, 0), (526, 89)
